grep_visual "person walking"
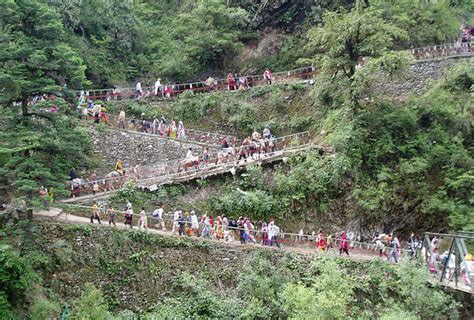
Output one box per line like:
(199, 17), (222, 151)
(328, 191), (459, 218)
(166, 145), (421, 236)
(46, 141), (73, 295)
(408, 233), (417, 259)
(177, 121), (186, 139)
(152, 117), (159, 135)
(227, 72), (236, 91)
(390, 234), (400, 263)
(118, 110), (126, 129)
(106, 205), (116, 226)
(164, 84), (172, 98)
(135, 81), (142, 99)
(172, 210), (180, 235)
(141, 117), (148, 133)
(190, 210), (199, 235)
(169, 120), (177, 138)
(373, 232), (389, 258)
(261, 222), (269, 246)
(152, 203), (166, 230)
(178, 211), (185, 236)
(124, 206), (133, 228)
(263, 68), (272, 85)
(154, 78), (161, 96)
(90, 202), (101, 224)
(138, 207), (148, 229)
(268, 220), (281, 248)
(200, 215), (211, 238)
(317, 231), (327, 253)
(339, 232), (349, 255)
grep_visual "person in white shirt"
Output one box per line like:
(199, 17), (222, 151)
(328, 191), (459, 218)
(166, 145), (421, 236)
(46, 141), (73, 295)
(138, 207), (147, 229)
(135, 82), (142, 98)
(154, 78), (161, 96)
(152, 204), (166, 230)
(186, 148), (193, 159)
(298, 228), (304, 242)
(268, 220), (281, 248)
(118, 110), (126, 129)
(190, 210), (199, 234)
(172, 210), (180, 235)
(177, 121), (186, 140)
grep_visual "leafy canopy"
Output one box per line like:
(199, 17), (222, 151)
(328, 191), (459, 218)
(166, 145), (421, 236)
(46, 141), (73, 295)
(0, 0), (88, 107)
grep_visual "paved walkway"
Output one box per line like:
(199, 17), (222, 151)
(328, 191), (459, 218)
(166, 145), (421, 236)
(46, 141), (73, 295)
(76, 41), (474, 101)
(33, 208), (472, 294)
(62, 132), (316, 203)
(34, 208), (377, 261)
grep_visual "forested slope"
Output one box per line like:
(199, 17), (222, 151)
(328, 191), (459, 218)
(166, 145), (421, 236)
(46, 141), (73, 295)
(0, 0), (473, 318)
(0, 220), (465, 319)
(105, 61), (473, 236)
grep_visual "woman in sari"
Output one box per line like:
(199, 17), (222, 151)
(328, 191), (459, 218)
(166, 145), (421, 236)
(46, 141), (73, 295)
(177, 121), (186, 139)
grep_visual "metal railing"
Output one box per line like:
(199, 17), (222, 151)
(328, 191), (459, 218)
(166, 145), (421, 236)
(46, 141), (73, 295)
(74, 40), (474, 102)
(422, 232), (474, 291)
(75, 66), (315, 101)
(65, 131), (312, 199)
(52, 203), (405, 256)
(411, 40), (473, 60)
(106, 114), (238, 146)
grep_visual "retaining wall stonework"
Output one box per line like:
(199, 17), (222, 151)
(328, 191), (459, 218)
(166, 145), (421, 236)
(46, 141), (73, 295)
(373, 56), (473, 97)
(91, 129), (210, 172)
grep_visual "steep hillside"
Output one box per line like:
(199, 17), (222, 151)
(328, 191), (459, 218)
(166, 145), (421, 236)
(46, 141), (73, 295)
(0, 219), (466, 318)
(97, 58), (473, 237)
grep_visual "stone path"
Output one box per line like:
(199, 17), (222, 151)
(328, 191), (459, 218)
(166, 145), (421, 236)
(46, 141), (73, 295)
(62, 132), (316, 204)
(33, 208), (472, 294)
(33, 208), (377, 261)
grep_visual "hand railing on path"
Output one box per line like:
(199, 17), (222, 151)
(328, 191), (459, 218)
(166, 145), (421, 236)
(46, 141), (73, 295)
(37, 203), (474, 293)
(64, 131), (312, 200)
(74, 40), (474, 102)
(105, 114), (238, 146)
(51, 203), (396, 255)
(76, 66), (316, 101)
(411, 40), (473, 60)
(421, 232), (474, 292)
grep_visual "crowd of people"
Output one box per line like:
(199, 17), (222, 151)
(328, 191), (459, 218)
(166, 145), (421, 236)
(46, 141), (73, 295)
(121, 111), (187, 139)
(424, 235), (474, 286)
(131, 68), (274, 99)
(86, 201), (433, 262)
(65, 123), (282, 198)
(87, 201), (358, 255)
(83, 102), (189, 140)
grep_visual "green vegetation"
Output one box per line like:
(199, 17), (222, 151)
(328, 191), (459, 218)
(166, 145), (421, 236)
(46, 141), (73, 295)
(109, 63), (473, 234)
(0, 0), (473, 318)
(0, 221), (462, 318)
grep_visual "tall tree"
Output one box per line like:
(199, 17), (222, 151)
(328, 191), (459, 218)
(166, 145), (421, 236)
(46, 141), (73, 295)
(302, 0), (409, 113)
(0, 0), (88, 113)
(0, 0), (91, 206)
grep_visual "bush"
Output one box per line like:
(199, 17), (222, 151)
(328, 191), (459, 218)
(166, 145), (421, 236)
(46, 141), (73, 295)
(71, 284), (113, 320)
(29, 299), (61, 320)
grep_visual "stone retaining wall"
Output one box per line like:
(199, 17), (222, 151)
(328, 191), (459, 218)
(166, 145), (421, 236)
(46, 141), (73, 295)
(91, 129), (210, 173)
(373, 56), (473, 97)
